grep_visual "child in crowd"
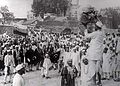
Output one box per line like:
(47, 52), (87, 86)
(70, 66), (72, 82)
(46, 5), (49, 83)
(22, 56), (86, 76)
(4, 50), (15, 84)
(102, 47), (111, 80)
(61, 59), (78, 86)
(42, 53), (52, 79)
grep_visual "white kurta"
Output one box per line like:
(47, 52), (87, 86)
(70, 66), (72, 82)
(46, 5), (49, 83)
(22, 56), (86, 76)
(71, 52), (80, 71)
(63, 52), (71, 66)
(13, 73), (25, 86)
(4, 55), (15, 74)
(81, 55), (93, 86)
(85, 30), (104, 82)
(85, 30), (104, 61)
(102, 52), (111, 73)
(115, 54), (120, 72)
(116, 37), (120, 53)
(43, 58), (52, 70)
(116, 37), (120, 72)
(43, 58), (52, 76)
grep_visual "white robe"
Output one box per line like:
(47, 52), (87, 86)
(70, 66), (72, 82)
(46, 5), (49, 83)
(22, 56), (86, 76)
(85, 30), (104, 61)
(81, 55), (90, 86)
(116, 37), (120, 53)
(71, 52), (80, 71)
(63, 52), (71, 66)
(4, 55), (15, 74)
(85, 30), (104, 82)
(42, 58), (52, 76)
(43, 58), (52, 70)
(13, 73), (25, 86)
(102, 52), (111, 73)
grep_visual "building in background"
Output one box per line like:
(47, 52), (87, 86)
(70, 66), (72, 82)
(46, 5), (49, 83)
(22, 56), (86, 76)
(66, 0), (81, 20)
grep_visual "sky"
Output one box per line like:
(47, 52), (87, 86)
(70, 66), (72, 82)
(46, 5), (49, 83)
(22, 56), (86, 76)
(88, 0), (120, 9)
(0, 0), (120, 18)
(0, 0), (33, 18)
(79, 0), (120, 10)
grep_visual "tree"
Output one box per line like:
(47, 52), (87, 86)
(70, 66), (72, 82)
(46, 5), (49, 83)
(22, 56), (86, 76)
(0, 5), (14, 24)
(32, 0), (69, 18)
(100, 7), (120, 29)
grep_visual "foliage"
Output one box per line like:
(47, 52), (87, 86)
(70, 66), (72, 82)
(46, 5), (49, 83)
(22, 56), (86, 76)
(100, 7), (120, 29)
(0, 5), (15, 24)
(32, 0), (69, 18)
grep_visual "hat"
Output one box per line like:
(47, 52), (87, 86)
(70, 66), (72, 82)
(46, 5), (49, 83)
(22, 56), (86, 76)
(96, 21), (103, 28)
(7, 50), (10, 53)
(45, 53), (49, 57)
(15, 45), (19, 48)
(82, 7), (89, 13)
(15, 64), (25, 72)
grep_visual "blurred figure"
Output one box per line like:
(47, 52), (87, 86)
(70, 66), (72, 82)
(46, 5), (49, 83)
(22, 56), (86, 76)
(63, 47), (71, 67)
(84, 22), (104, 86)
(4, 50), (15, 84)
(12, 45), (18, 66)
(102, 47), (111, 80)
(19, 45), (24, 64)
(42, 54), (52, 79)
(13, 63), (25, 86)
(61, 59), (78, 86)
(34, 44), (44, 70)
(71, 48), (81, 77)
(25, 45), (35, 71)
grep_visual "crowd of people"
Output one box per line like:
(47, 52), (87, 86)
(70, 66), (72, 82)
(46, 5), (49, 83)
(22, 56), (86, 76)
(0, 29), (84, 84)
(0, 21), (120, 86)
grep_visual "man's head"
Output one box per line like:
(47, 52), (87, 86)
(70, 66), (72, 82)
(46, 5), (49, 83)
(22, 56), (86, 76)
(15, 64), (25, 75)
(65, 47), (69, 52)
(87, 23), (95, 33)
(7, 50), (12, 55)
(45, 53), (49, 58)
(67, 59), (72, 67)
(95, 21), (103, 31)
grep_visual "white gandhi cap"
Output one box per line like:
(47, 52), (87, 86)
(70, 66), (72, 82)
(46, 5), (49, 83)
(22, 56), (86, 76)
(96, 21), (103, 28)
(15, 63), (25, 72)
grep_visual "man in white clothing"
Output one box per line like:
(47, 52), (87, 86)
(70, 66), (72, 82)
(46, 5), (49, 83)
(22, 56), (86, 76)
(71, 47), (80, 76)
(63, 47), (71, 67)
(4, 50), (15, 84)
(13, 63), (25, 86)
(42, 54), (52, 79)
(84, 21), (104, 86)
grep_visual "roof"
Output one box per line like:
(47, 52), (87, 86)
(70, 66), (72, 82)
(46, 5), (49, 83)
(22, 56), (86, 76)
(14, 18), (27, 20)
(37, 21), (65, 26)
(22, 19), (37, 25)
(54, 17), (67, 22)
(36, 20), (79, 27)
(13, 23), (27, 29)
